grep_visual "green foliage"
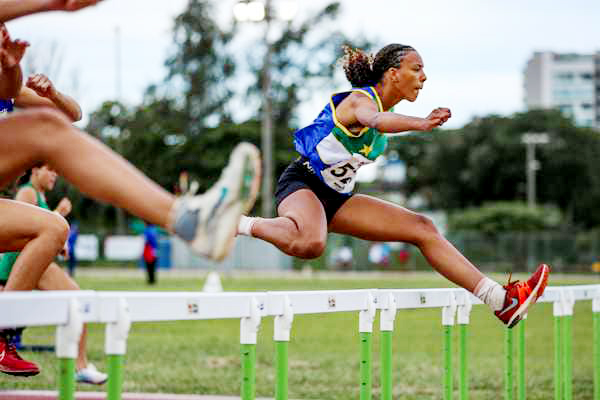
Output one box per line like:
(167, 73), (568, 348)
(448, 201), (563, 234)
(164, 0), (235, 131)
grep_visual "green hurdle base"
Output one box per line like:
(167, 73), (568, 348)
(58, 358), (75, 400)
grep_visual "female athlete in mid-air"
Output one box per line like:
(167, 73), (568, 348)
(238, 43), (549, 328)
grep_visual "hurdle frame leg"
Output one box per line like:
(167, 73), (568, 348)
(594, 293), (600, 400)
(241, 343), (257, 400)
(457, 293), (472, 400)
(105, 298), (131, 400)
(518, 317), (526, 400)
(562, 314), (573, 400)
(505, 327), (514, 400)
(379, 294), (397, 400)
(554, 315), (563, 400)
(442, 293), (457, 400)
(56, 299), (83, 400)
(58, 358), (76, 400)
(360, 331), (372, 400)
(274, 295), (293, 400)
(241, 297), (262, 400)
(553, 289), (575, 400)
(359, 293), (376, 400)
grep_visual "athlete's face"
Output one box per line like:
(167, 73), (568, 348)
(387, 51), (427, 102)
(34, 165), (58, 191)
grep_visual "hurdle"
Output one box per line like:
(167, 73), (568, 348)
(1, 285), (599, 400)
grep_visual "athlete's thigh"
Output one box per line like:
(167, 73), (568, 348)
(0, 111), (47, 188)
(36, 262), (79, 291)
(329, 194), (428, 243)
(0, 198), (62, 252)
(277, 188), (328, 239)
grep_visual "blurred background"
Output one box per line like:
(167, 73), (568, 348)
(5, 0), (600, 274)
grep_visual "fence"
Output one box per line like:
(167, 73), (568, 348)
(449, 232), (600, 272)
(1, 285), (599, 400)
(319, 232), (600, 272)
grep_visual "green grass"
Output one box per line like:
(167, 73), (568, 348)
(1, 269), (599, 399)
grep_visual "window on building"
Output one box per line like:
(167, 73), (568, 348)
(558, 104), (573, 115)
(554, 72), (574, 81)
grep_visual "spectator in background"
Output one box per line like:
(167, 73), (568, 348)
(368, 243), (385, 266)
(334, 245), (353, 270)
(67, 221), (79, 277)
(0, 165), (107, 384)
(143, 223), (158, 285)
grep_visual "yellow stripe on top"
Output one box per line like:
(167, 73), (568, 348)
(329, 87), (384, 138)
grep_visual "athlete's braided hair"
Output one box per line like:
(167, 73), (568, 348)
(342, 44), (416, 87)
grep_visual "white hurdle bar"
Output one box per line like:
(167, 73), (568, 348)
(1, 285), (599, 400)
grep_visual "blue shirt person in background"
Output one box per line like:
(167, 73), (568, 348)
(67, 221), (79, 277)
(143, 223), (159, 285)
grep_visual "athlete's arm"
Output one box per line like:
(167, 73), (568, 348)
(15, 186), (38, 206)
(0, 29), (27, 99)
(352, 92), (451, 133)
(15, 74), (82, 121)
(54, 197), (72, 217)
(0, 0), (103, 23)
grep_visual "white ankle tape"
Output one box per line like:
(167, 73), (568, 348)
(237, 216), (257, 237)
(475, 277), (506, 311)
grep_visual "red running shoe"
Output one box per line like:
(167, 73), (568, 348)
(495, 263), (550, 328)
(0, 334), (40, 377)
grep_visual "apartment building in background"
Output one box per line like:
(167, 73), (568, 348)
(524, 51), (600, 129)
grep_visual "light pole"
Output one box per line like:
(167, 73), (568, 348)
(521, 132), (549, 208)
(261, 0), (274, 219)
(234, 0), (297, 217)
(114, 25), (127, 234)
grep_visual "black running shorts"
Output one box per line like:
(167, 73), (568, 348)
(275, 157), (353, 223)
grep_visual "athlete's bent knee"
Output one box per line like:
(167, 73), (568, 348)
(43, 213), (70, 251)
(413, 214), (441, 242)
(292, 237), (327, 259)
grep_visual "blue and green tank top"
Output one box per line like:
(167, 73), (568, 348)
(294, 86), (387, 193)
(0, 99), (14, 116)
(0, 183), (50, 281)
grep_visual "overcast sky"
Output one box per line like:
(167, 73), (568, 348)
(6, 0), (600, 129)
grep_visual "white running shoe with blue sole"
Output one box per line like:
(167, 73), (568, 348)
(76, 363), (107, 385)
(172, 142), (261, 261)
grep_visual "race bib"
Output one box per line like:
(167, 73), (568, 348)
(321, 156), (371, 193)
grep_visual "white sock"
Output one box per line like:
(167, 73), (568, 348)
(474, 277), (506, 311)
(237, 215), (258, 237)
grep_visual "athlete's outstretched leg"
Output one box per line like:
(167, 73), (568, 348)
(0, 109), (261, 260)
(330, 194), (485, 290)
(0, 109), (173, 226)
(329, 194), (549, 328)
